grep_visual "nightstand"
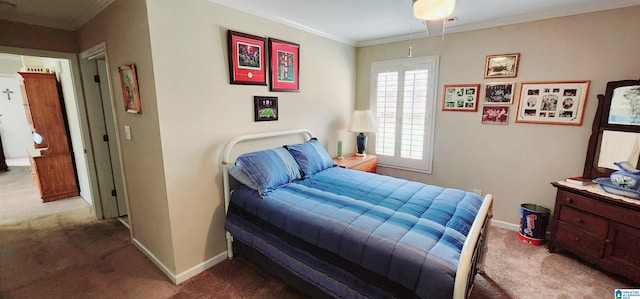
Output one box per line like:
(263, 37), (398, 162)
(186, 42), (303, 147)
(333, 153), (377, 173)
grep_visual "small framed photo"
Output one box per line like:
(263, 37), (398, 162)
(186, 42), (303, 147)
(482, 106), (510, 125)
(254, 96), (278, 121)
(269, 38), (300, 92)
(515, 81), (590, 125)
(227, 30), (267, 85)
(483, 82), (516, 105)
(119, 64), (142, 114)
(442, 84), (480, 111)
(484, 53), (520, 78)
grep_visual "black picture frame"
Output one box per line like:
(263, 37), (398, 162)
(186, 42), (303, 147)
(268, 38), (300, 92)
(227, 30), (267, 85)
(254, 96), (278, 121)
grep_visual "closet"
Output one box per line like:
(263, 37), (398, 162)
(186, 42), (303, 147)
(19, 72), (78, 202)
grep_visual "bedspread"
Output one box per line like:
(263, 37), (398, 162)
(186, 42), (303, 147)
(226, 167), (483, 298)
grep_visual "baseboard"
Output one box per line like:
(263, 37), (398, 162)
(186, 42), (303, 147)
(491, 219), (520, 231)
(131, 237), (228, 285)
(174, 250), (228, 284)
(132, 238), (177, 283)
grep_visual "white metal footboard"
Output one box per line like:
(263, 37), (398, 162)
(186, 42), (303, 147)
(453, 194), (493, 299)
(221, 129), (314, 259)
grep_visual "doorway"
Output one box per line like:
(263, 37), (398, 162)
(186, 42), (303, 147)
(0, 45), (128, 224)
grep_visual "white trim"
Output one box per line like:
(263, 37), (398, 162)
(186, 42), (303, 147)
(79, 42), (107, 60)
(131, 237), (177, 284)
(491, 219), (520, 231)
(174, 251), (228, 284)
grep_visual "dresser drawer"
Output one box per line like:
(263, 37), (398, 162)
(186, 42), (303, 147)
(558, 205), (608, 237)
(555, 222), (604, 262)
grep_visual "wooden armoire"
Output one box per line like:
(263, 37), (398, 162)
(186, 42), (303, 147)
(19, 72), (78, 202)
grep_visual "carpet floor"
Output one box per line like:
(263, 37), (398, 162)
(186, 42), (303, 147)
(0, 204), (632, 299)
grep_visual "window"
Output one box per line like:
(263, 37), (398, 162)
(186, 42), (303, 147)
(370, 56), (439, 173)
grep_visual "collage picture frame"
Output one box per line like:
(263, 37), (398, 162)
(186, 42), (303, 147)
(515, 81), (590, 125)
(442, 84), (480, 112)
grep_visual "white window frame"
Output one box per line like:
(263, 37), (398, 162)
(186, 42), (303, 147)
(369, 56), (439, 173)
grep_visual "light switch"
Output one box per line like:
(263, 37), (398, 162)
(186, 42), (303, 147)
(124, 125), (132, 140)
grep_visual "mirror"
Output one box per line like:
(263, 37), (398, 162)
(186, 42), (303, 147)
(584, 79), (640, 179)
(608, 84), (640, 126)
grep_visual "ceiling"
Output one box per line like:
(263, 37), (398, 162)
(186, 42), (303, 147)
(1, 0), (639, 47)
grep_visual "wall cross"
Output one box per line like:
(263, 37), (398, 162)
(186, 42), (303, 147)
(2, 88), (13, 100)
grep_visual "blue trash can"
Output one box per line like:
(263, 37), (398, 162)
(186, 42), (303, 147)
(518, 203), (550, 245)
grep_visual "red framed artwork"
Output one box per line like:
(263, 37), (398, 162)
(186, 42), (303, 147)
(268, 38), (300, 92)
(227, 30), (267, 85)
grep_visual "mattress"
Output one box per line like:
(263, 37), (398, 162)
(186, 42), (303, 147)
(226, 167), (483, 298)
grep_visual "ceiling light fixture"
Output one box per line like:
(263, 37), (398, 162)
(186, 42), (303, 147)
(413, 0), (456, 20)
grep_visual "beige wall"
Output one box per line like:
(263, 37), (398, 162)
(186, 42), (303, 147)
(77, 0), (175, 273)
(145, 0), (356, 274)
(356, 6), (640, 225)
(0, 20), (78, 53)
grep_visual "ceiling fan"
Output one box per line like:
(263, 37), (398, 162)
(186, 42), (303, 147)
(408, 0), (456, 56)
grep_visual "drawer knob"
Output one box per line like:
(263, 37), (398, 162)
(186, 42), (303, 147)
(564, 197), (574, 203)
(575, 237), (580, 242)
(576, 218), (584, 223)
(605, 239), (612, 244)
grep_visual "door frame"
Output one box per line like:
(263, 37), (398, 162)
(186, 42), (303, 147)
(79, 42), (129, 221)
(0, 44), (129, 221)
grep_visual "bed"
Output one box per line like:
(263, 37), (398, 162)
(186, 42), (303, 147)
(222, 129), (493, 299)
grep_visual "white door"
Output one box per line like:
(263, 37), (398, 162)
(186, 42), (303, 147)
(0, 75), (33, 159)
(97, 59), (127, 217)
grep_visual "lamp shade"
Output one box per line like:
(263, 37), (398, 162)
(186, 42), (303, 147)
(413, 0), (456, 20)
(348, 110), (377, 133)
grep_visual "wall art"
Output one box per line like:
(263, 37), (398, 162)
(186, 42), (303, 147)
(442, 84), (480, 111)
(228, 30), (267, 85)
(254, 96), (278, 121)
(515, 81), (590, 125)
(483, 82), (515, 105)
(268, 38), (299, 92)
(484, 53), (520, 79)
(119, 64), (142, 114)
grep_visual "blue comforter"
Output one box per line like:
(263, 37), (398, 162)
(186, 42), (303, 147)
(226, 167), (483, 298)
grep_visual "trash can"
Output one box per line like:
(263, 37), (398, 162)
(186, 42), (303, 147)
(518, 203), (551, 245)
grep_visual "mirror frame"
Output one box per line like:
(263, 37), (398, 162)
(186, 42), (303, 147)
(583, 79), (640, 179)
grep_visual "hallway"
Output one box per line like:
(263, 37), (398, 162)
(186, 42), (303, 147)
(0, 158), (90, 225)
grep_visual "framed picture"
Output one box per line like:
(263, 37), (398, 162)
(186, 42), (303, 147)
(482, 106), (510, 125)
(119, 64), (141, 114)
(484, 53), (520, 78)
(483, 82), (516, 105)
(442, 84), (480, 111)
(254, 96), (278, 121)
(515, 81), (590, 125)
(268, 38), (299, 92)
(227, 30), (267, 85)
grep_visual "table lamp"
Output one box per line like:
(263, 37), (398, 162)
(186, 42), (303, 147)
(348, 110), (377, 157)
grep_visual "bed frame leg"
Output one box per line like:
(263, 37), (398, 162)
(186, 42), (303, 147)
(226, 231), (234, 259)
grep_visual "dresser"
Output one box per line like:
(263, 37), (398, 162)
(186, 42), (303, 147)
(548, 182), (640, 283)
(19, 72), (78, 202)
(333, 153), (377, 173)
(547, 79), (640, 284)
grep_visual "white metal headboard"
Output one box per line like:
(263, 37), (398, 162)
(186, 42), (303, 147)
(221, 129), (314, 258)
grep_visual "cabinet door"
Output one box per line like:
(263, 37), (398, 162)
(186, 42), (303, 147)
(603, 222), (640, 283)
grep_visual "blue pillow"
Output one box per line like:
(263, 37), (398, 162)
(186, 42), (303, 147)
(234, 147), (302, 196)
(286, 139), (335, 177)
